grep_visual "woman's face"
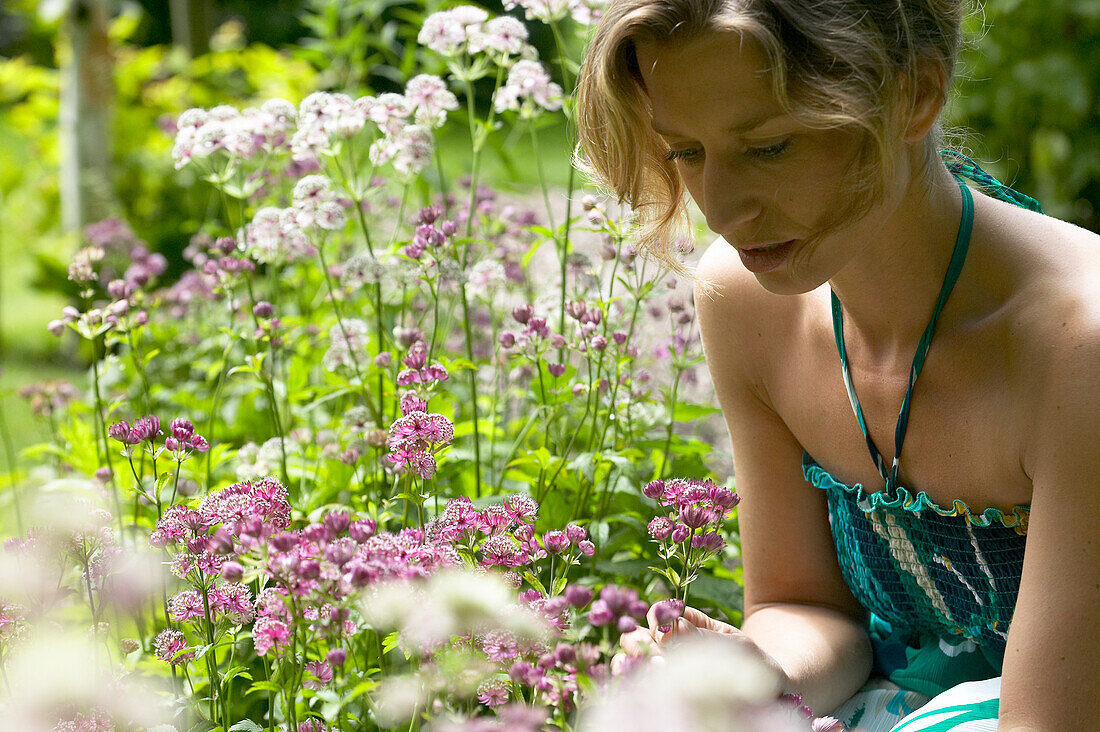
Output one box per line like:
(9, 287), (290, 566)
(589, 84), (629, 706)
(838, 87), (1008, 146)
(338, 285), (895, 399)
(635, 31), (894, 294)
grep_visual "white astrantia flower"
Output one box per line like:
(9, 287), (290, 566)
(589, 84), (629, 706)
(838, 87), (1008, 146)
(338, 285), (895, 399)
(404, 75), (460, 129)
(367, 92), (413, 137)
(468, 15), (530, 56)
(172, 102), (292, 169)
(493, 59), (564, 116)
(391, 125), (435, 178)
(341, 252), (384, 288)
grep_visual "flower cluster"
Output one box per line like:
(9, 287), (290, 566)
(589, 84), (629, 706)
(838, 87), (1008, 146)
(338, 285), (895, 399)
(163, 417), (210, 454)
(493, 60), (563, 116)
(418, 6), (533, 59)
(172, 100), (297, 169)
(246, 206), (317, 265)
(387, 403), (455, 479)
(17, 380), (77, 420)
(322, 318), (370, 372)
(395, 339), (450, 386)
(643, 478), (740, 602)
(107, 415), (163, 447)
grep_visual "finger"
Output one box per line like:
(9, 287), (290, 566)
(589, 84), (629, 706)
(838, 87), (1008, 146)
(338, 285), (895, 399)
(663, 616), (702, 639)
(619, 628), (659, 656)
(680, 606), (712, 628)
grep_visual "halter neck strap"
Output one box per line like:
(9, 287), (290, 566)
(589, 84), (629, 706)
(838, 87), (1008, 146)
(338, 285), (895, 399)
(830, 176), (974, 492)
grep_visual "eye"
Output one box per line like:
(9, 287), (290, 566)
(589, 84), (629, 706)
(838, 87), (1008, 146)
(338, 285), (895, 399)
(666, 147), (704, 166)
(746, 139), (791, 160)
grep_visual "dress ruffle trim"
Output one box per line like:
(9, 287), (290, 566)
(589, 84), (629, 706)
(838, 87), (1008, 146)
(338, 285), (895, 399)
(803, 453), (1029, 533)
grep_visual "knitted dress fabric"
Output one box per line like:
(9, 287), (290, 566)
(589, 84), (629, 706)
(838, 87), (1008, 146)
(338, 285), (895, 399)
(804, 454), (1027, 699)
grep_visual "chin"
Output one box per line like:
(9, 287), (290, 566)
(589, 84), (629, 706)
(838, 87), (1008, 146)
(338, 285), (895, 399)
(753, 270), (823, 296)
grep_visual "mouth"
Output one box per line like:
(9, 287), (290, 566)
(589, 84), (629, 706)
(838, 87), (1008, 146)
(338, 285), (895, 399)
(734, 239), (795, 274)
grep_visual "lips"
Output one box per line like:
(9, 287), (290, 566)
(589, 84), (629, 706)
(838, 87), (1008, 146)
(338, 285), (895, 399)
(735, 239), (795, 274)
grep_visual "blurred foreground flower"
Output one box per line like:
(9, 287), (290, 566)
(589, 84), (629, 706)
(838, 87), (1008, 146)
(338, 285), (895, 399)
(1, 631), (171, 731)
(577, 638), (801, 732)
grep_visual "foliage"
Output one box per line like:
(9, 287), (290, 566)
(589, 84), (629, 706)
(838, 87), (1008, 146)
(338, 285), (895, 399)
(952, 0), (1100, 228)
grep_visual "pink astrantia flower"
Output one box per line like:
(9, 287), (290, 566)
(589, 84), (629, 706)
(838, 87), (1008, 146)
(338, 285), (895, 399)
(210, 582), (255, 625)
(154, 628), (193, 665)
(168, 589), (205, 622)
(253, 616), (291, 656)
(303, 660), (334, 690)
(477, 680), (510, 707)
(482, 629), (520, 663)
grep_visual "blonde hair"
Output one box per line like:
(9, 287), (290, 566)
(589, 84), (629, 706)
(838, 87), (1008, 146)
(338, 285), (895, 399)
(576, 0), (966, 273)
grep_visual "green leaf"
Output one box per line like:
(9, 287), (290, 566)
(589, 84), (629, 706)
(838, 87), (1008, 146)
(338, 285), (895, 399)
(522, 570), (548, 596)
(670, 403), (722, 422)
(228, 721), (264, 732)
(550, 576), (567, 596)
(382, 630), (401, 655)
(347, 677), (379, 700)
(245, 680), (282, 695)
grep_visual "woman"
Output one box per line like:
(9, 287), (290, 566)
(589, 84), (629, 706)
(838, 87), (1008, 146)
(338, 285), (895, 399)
(576, 2), (1099, 730)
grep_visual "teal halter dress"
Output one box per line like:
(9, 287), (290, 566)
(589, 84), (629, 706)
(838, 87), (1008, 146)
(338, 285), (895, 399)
(804, 153), (1042, 731)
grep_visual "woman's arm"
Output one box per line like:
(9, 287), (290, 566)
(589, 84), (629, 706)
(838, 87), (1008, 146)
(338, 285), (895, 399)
(694, 243), (872, 714)
(999, 316), (1100, 731)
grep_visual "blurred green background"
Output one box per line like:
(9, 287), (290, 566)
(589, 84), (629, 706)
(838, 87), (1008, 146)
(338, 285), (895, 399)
(2, 0), (1099, 457)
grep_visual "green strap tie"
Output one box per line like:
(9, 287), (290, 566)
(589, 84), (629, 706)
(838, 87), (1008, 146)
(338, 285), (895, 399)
(831, 176), (973, 492)
(831, 154), (1041, 492)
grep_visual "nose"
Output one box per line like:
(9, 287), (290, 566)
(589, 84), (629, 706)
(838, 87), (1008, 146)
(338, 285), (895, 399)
(700, 157), (765, 241)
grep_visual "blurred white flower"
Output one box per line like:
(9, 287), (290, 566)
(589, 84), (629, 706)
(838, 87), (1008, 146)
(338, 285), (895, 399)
(578, 638), (798, 732)
(2, 631), (171, 732)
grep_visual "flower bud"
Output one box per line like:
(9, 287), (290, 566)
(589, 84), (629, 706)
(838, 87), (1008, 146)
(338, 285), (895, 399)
(253, 301), (274, 318)
(512, 304), (534, 325)
(324, 510), (351, 535)
(653, 599), (685, 631)
(220, 561), (244, 582)
(564, 584), (593, 608)
(327, 648), (347, 667)
(617, 616), (637, 633)
(543, 530), (569, 554)
(498, 331), (516, 348)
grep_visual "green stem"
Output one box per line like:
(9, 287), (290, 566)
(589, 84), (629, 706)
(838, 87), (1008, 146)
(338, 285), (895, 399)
(317, 237), (382, 424)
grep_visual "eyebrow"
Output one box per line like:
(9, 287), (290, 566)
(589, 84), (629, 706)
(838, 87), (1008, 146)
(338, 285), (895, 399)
(651, 111), (782, 139)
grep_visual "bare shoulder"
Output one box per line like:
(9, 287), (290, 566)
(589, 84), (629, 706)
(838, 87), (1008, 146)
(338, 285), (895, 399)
(995, 205), (1100, 474)
(1005, 207), (1100, 376)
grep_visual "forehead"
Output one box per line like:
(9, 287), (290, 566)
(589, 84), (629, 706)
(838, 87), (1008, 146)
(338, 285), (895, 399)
(633, 31), (782, 137)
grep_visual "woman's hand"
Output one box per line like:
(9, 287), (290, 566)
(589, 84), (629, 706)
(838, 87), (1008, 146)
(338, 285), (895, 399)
(612, 605), (788, 687)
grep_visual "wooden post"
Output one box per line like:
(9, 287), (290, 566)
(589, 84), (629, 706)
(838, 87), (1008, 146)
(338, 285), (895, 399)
(59, 0), (114, 232)
(169, 0), (212, 57)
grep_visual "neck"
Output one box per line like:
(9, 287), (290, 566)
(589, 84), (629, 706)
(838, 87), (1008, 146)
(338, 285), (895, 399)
(828, 159), (965, 364)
